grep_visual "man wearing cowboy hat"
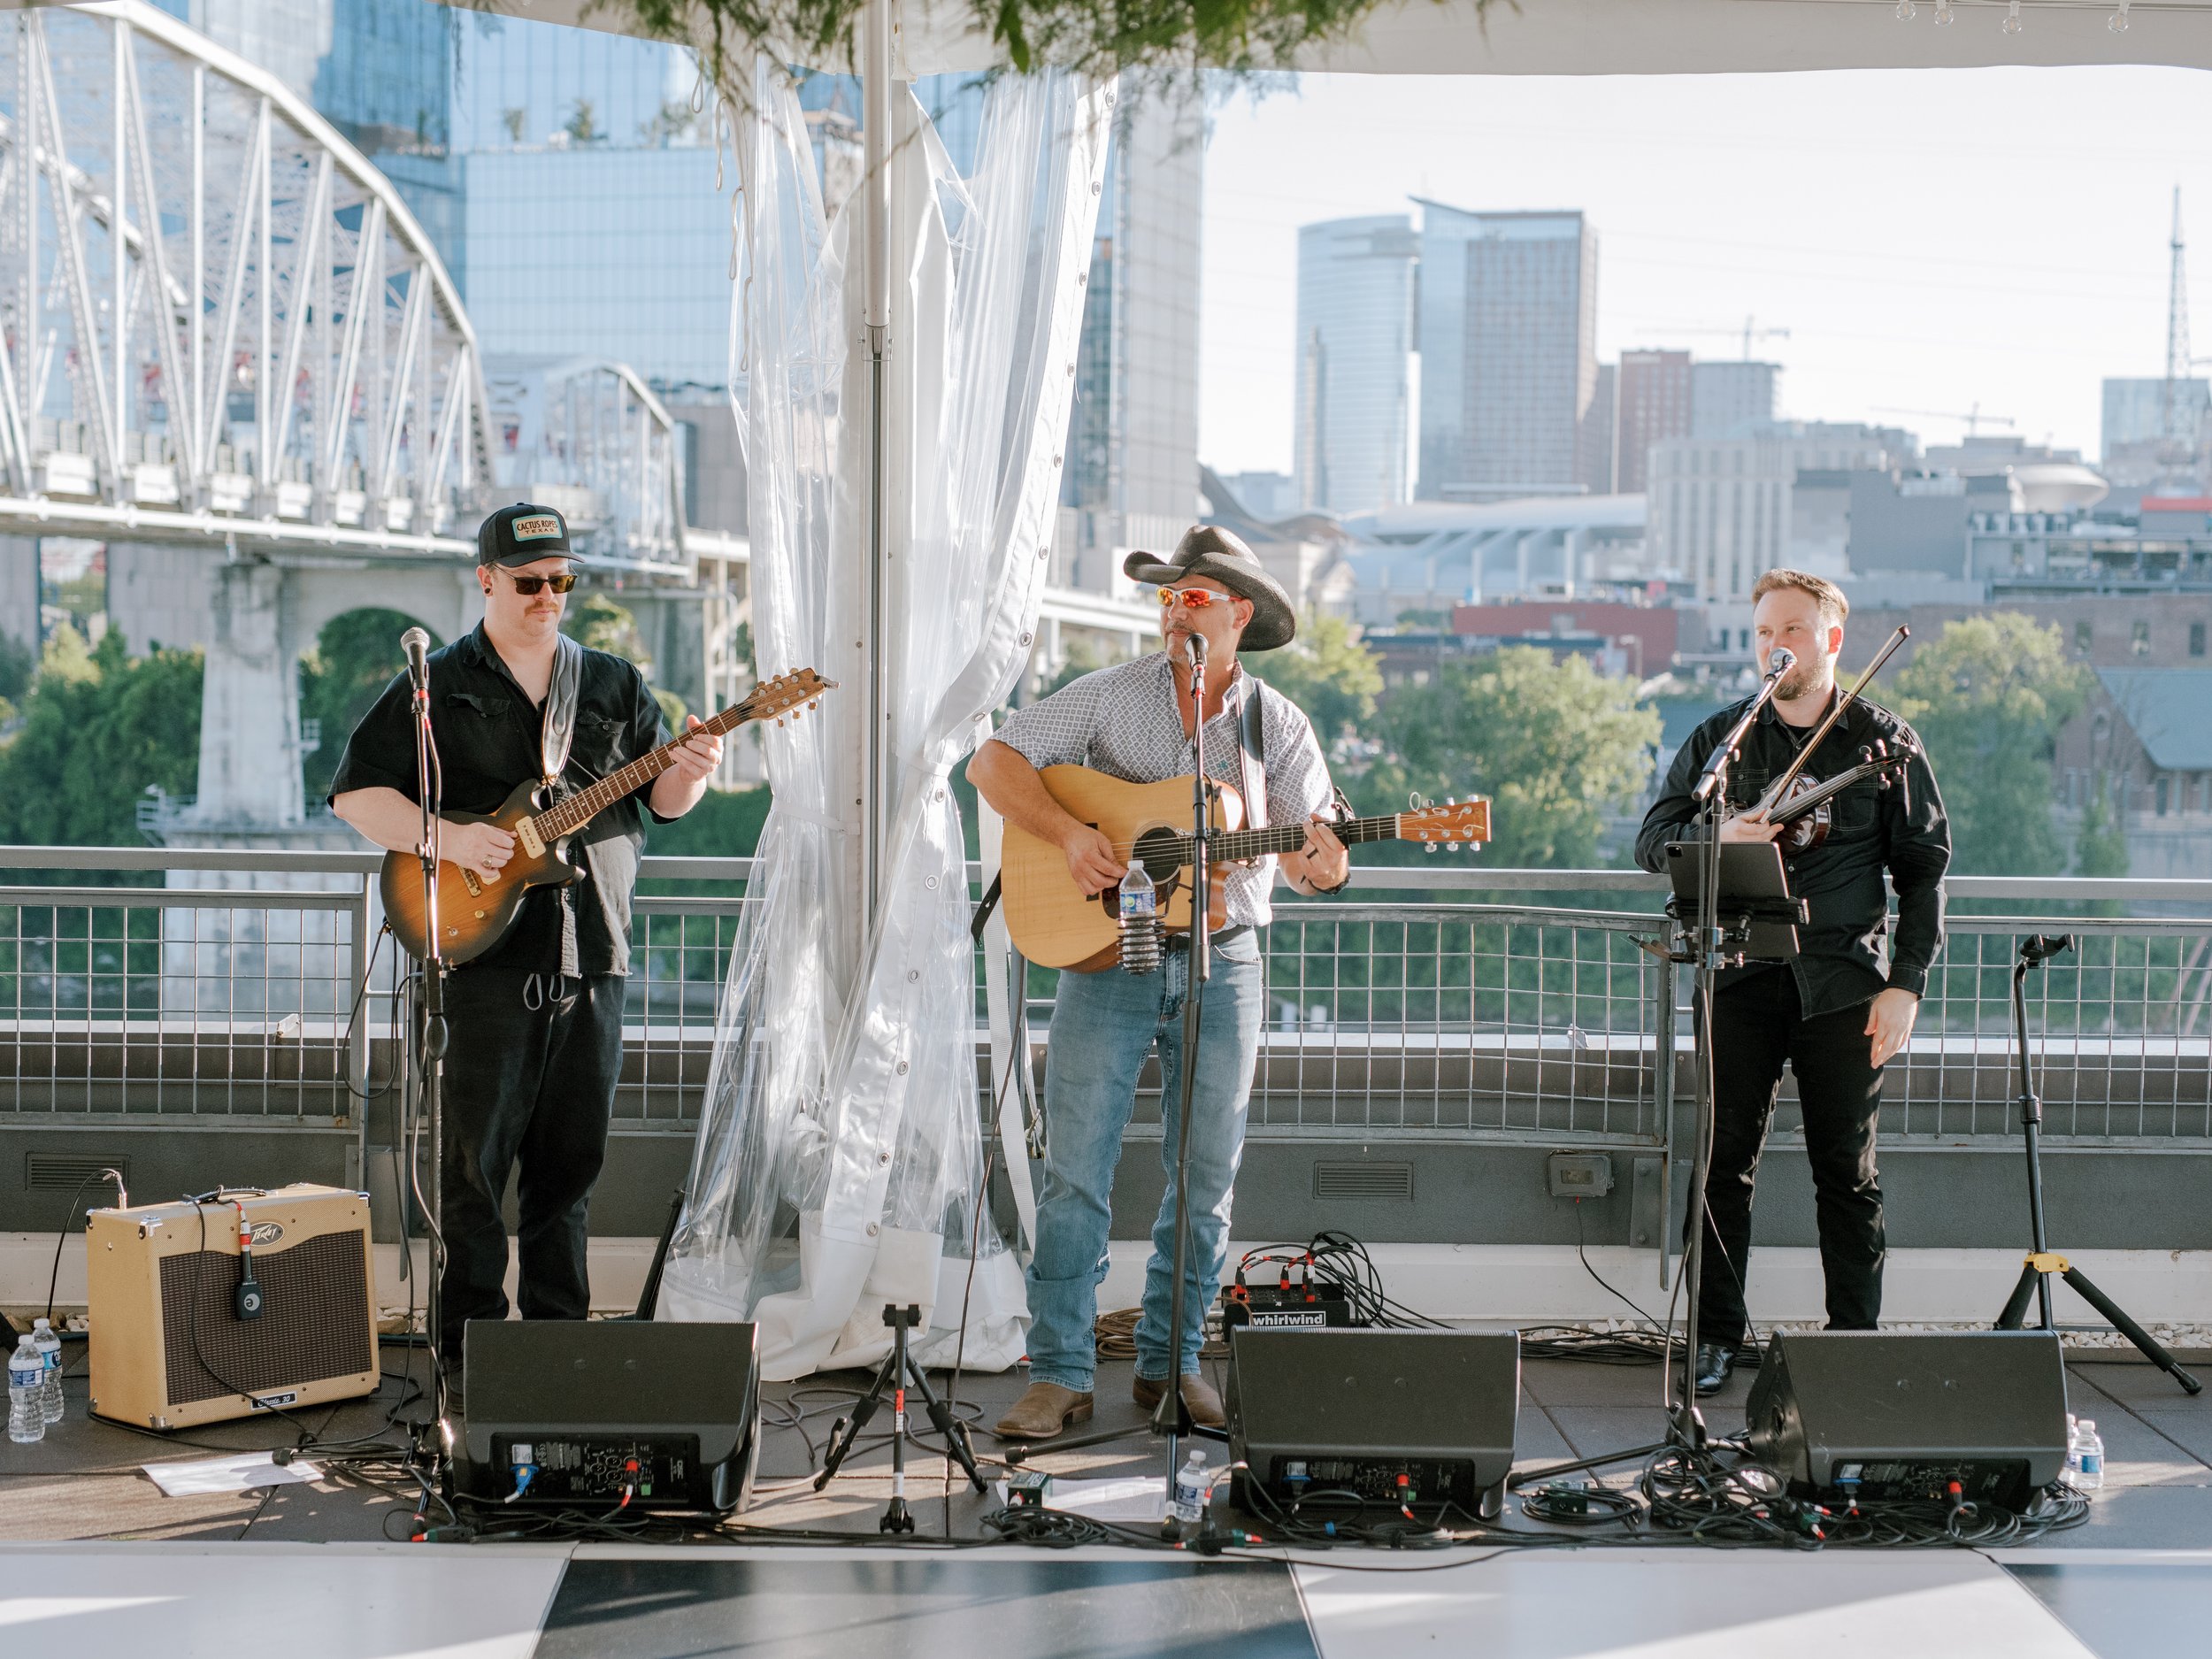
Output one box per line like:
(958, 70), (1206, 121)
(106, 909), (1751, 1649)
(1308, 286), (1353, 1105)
(971, 526), (1350, 1441)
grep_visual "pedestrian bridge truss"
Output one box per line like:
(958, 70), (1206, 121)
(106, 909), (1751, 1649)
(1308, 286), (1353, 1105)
(0, 4), (627, 567)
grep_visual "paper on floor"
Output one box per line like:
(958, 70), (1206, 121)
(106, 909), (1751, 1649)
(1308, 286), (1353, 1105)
(142, 1452), (324, 1497)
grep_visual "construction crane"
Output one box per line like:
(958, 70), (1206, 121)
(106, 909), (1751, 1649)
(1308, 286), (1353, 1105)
(1661, 317), (1792, 359)
(1871, 404), (2016, 435)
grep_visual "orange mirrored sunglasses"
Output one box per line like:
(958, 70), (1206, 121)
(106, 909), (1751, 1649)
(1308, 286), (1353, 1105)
(1157, 586), (1233, 610)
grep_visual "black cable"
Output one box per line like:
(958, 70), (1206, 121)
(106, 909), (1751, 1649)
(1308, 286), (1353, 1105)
(43, 1166), (125, 1323)
(341, 923), (398, 1104)
(1572, 1197), (1664, 1328)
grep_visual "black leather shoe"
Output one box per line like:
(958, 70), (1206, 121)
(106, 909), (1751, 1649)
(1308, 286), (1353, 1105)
(1694, 1343), (1735, 1397)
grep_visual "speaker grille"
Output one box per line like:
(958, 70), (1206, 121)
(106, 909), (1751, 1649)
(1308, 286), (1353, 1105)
(158, 1230), (372, 1406)
(1313, 1161), (1414, 1201)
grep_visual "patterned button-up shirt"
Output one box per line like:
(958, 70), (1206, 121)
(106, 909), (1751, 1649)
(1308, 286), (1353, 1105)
(992, 651), (1333, 929)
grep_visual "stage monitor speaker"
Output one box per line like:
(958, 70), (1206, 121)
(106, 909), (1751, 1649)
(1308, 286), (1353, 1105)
(1226, 1328), (1519, 1520)
(457, 1319), (760, 1514)
(87, 1184), (379, 1430)
(1745, 1330), (2070, 1511)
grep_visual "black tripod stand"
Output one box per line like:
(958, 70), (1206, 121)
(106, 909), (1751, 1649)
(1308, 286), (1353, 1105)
(816, 1303), (987, 1532)
(1994, 935), (2200, 1395)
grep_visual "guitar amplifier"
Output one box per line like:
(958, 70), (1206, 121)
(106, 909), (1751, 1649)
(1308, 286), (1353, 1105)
(87, 1184), (380, 1430)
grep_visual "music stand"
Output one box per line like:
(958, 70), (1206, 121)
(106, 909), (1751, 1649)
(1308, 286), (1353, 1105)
(1664, 841), (1805, 963)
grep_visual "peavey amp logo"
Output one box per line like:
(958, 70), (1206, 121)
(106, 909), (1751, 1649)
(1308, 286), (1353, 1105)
(248, 1221), (285, 1248)
(1247, 1310), (1329, 1328)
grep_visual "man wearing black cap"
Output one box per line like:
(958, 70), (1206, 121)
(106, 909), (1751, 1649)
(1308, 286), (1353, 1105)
(971, 526), (1350, 1441)
(329, 503), (722, 1401)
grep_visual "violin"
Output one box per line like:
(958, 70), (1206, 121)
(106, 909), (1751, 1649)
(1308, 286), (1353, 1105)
(1755, 739), (1917, 856)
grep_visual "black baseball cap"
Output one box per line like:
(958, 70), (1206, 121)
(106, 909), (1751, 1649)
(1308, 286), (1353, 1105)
(477, 502), (572, 566)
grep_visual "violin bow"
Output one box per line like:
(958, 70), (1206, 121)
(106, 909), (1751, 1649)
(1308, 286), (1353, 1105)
(1753, 624), (1911, 815)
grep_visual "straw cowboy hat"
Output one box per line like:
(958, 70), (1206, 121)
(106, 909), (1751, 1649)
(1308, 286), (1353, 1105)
(1122, 525), (1297, 652)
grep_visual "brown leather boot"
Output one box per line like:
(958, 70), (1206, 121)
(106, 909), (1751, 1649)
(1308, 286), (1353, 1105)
(1132, 1371), (1225, 1430)
(994, 1380), (1094, 1440)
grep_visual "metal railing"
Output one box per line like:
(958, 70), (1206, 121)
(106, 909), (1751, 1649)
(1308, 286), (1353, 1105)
(4, 849), (2208, 1157)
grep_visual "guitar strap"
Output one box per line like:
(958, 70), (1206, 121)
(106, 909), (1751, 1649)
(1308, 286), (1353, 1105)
(541, 634), (584, 788)
(1235, 672), (1268, 833)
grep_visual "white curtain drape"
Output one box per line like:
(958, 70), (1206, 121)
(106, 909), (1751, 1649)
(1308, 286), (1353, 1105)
(659, 60), (1112, 1380)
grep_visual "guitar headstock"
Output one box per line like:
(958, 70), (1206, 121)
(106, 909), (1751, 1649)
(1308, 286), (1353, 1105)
(1401, 795), (1490, 847)
(744, 668), (836, 726)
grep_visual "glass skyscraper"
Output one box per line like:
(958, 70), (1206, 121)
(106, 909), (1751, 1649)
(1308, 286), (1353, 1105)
(1294, 215), (1417, 515)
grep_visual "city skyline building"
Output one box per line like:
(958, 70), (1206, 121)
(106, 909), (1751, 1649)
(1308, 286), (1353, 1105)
(1413, 204), (1599, 503)
(1648, 422), (1915, 611)
(1692, 359), (1782, 439)
(1293, 215), (1417, 515)
(1056, 95), (1204, 595)
(1614, 349), (1693, 495)
(156, 0), (461, 266)
(2103, 375), (2211, 486)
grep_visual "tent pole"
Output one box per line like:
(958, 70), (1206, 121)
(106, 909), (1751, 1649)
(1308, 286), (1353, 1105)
(862, 0), (893, 924)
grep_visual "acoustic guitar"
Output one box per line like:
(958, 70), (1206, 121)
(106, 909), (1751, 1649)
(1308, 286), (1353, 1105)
(1000, 764), (1490, 971)
(380, 669), (833, 964)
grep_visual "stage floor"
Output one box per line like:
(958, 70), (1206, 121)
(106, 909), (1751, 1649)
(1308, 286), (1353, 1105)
(4, 1335), (2208, 1656)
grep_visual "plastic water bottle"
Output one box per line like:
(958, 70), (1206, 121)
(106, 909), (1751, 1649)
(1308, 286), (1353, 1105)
(1172, 1448), (1210, 1524)
(1118, 863), (1161, 973)
(8, 1336), (44, 1444)
(2073, 1419), (2105, 1492)
(30, 1319), (62, 1425)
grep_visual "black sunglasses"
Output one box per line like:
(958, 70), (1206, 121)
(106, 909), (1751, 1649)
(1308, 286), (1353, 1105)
(495, 568), (578, 595)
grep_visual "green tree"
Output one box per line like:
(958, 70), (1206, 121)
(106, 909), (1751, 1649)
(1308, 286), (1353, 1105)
(564, 592), (687, 727)
(0, 627), (203, 846)
(2075, 772), (2131, 877)
(1243, 611), (1382, 754)
(1891, 613), (2089, 877)
(1366, 647), (1660, 868)
(298, 608), (438, 801)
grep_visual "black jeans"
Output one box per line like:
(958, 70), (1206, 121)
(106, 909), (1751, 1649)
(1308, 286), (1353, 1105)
(1694, 968), (1886, 1348)
(435, 969), (625, 1358)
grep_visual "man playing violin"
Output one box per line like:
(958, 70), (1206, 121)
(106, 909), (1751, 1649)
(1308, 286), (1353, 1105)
(1636, 569), (1949, 1397)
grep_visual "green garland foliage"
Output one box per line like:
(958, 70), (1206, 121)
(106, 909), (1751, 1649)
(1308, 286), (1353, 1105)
(612, 0), (1492, 85)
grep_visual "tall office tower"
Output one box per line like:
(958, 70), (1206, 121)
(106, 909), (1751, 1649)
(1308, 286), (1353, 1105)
(1413, 203), (1598, 502)
(1291, 217), (1417, 516)
(1614, 349), (1693, 495)
(1056, 93), (1203, 592)
(156, 0), (460, 269)
(1647, 423), (1913, 605)
(1692, 360), (1781, 440)
(455, 15), (733, 389)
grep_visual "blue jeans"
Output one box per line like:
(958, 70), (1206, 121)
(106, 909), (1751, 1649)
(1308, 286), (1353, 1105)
(1024, 936), (1264, 1391)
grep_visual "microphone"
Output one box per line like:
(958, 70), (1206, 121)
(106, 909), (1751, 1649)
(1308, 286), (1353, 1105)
(1763, 647), (1796, 680)
(401, 626), (431, 693)
(2020, 933), (2074, 964)
(1185, 632), (1207, 663)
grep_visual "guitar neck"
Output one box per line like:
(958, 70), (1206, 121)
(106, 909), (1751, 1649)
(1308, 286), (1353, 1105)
(1187, 814), (1405, 864)
(531, 700), (756, 840)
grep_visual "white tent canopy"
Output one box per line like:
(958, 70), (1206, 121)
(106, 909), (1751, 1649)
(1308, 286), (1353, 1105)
(446, 0), (2212, 76)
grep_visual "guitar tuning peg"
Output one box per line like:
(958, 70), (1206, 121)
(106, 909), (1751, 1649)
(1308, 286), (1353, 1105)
(1425, 842), (1438, 854)
(1446, 795), (1456, 806)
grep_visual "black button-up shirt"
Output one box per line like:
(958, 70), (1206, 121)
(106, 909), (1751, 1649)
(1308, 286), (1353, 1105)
(328, 623), (672, 976)
(1635, 689), (1951, 1016)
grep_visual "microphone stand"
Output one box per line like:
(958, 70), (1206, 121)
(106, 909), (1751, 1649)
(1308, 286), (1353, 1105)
(407, 658), (452, 1435)
(1002, 633), (1225, 1531)
(1509, 657), (1797, 1492)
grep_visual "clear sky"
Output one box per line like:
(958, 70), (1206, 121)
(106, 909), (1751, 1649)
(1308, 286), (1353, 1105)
(1198, 65), (2212, 480)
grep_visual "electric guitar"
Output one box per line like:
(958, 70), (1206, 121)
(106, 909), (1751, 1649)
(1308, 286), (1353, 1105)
(999, 764), (1490, 971)
(380, 669), (833, 964)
